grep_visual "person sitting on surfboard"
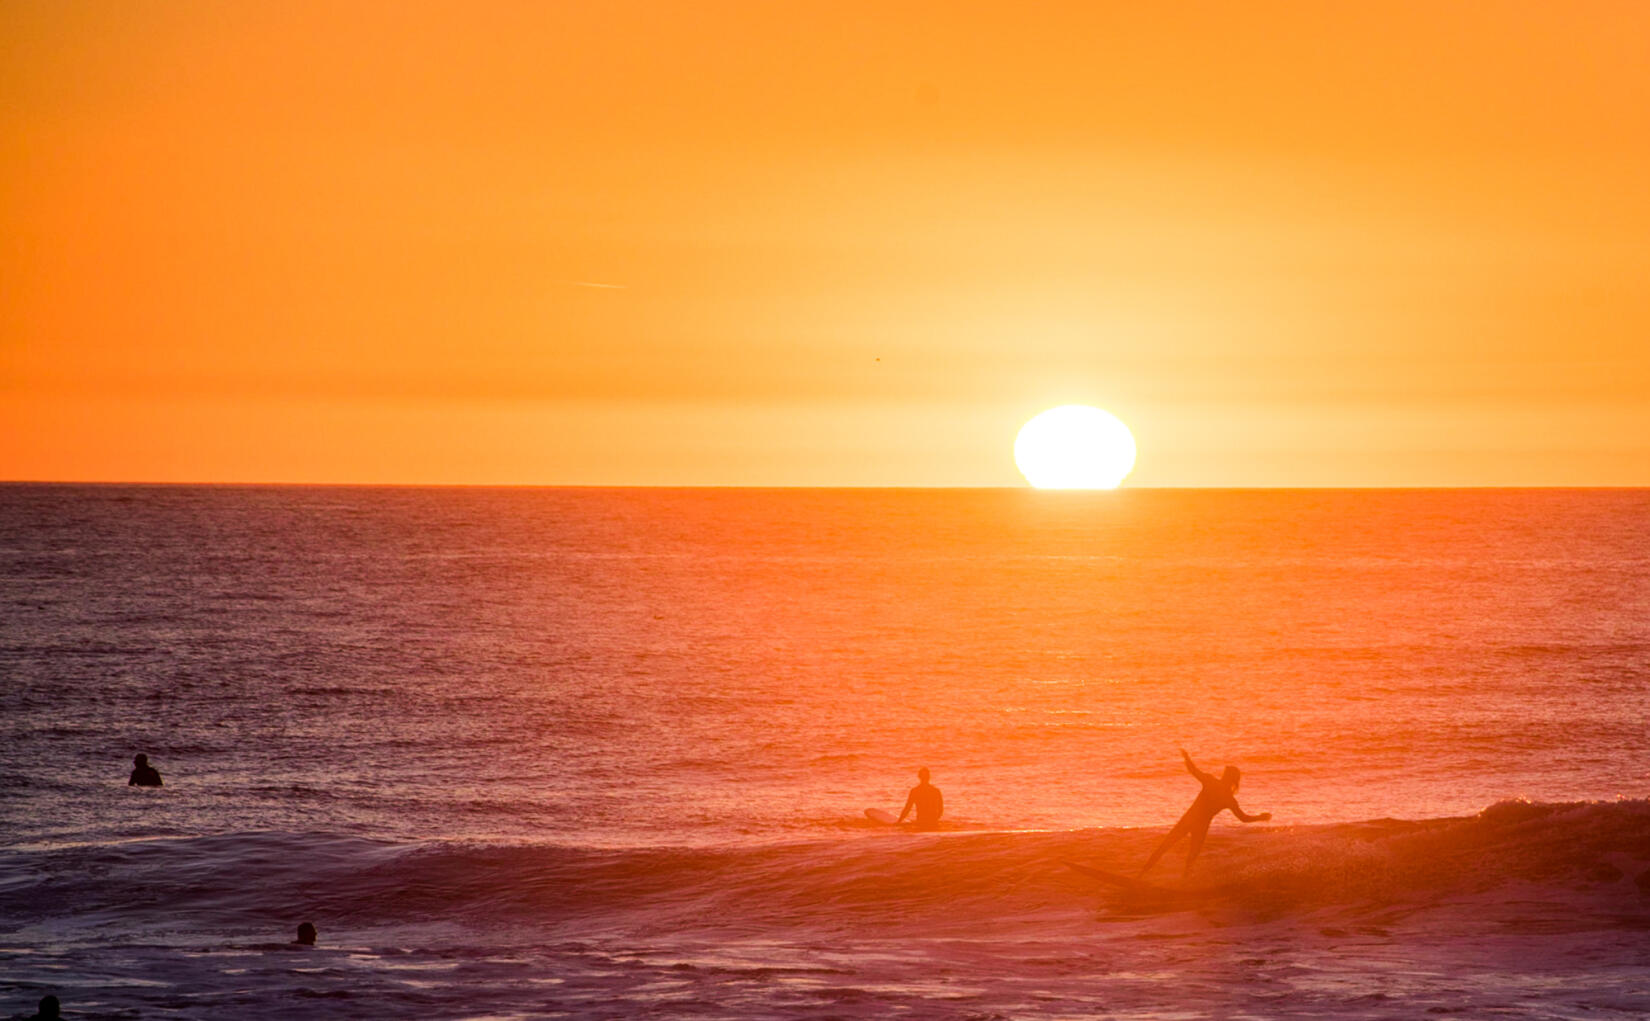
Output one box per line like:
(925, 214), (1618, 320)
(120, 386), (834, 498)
(127, 753), (162, 787)
(1139, 749), (1270, 877)
(897, 767), (943, 828)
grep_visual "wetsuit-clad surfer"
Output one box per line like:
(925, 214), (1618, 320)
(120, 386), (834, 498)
(127, 753), (163, 787)
(897, 767), (943, 828)
(1139, 749), (1269, 877)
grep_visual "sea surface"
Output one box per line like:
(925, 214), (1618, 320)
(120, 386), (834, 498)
(2, 485), (1648, 1019)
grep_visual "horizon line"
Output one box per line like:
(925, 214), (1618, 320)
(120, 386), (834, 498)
(3, 480), (1647, 492)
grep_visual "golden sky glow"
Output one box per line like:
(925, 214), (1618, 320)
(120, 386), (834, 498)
(4, 1), (1649, 485)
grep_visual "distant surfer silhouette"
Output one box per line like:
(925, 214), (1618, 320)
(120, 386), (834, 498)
(127, 753), (162, 787)
(293, 922), (317, 946)
(24, 994), (60, 1020)
(897, 767), (943, 828)
(1139, 749), (1270, 877)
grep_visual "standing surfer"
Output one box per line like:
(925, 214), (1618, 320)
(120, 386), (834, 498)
(1139, 749), (1269, 877)
(897, 767), (944, 828)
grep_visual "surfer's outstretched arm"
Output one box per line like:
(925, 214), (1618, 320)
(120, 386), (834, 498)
(1181, 748), (1214, 784)
(1228, 800), (1271, 823)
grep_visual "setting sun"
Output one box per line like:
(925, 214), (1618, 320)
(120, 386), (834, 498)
(1014, 405), (1137, 489)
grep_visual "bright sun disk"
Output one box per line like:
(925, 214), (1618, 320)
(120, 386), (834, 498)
(1014, 405), (1137, 489)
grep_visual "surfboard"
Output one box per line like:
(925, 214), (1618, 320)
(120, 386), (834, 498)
(865, 808), (899, 825)
(1060, 861), (1179, 895)
(1061, 860), (1233, 902)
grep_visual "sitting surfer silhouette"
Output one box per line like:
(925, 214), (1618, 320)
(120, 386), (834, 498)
(1139, 749), (1270, 877)
(127, 753), (162, 787)
(897, 767), (943, 828)
(23, 994), (60, 1020)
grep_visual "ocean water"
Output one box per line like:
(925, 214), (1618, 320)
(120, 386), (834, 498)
(2, 484), (1648, 1019)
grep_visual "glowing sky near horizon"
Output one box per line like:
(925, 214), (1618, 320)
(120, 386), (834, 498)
(3, 1), (1649, 485)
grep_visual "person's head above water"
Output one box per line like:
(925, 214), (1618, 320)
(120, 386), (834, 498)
(133, 753), (147, 767)
(917, 767), (931, 783)
(1221, 765), (1241, 791)
(295, 922), (317, 945)
(35, 995), (61, 1020)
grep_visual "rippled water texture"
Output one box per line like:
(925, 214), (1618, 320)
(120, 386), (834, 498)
(3, 485), (1649, 1018)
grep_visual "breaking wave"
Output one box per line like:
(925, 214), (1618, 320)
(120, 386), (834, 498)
(5, 800), (1648, 936)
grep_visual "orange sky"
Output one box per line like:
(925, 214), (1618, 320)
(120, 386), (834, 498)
(4, 1), (1648, 485)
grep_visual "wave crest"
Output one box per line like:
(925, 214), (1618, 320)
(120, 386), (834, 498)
(4, 800), (1648, 934)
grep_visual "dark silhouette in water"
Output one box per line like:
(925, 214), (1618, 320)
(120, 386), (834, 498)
(897, 767), (943, 828)
(1139, 749), (1270, 877)
(25, 994), (60, 1020)
(127, 753), (162, 787)
(294, 921), (317, 946)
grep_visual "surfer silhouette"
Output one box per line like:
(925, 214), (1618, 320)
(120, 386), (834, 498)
(293, 922), (317, 946)
(897, 767), (943, 828)
(127, 753), (162, 787)
(1139, 749), (1270, 877)
(24, 994), (60, 1020)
